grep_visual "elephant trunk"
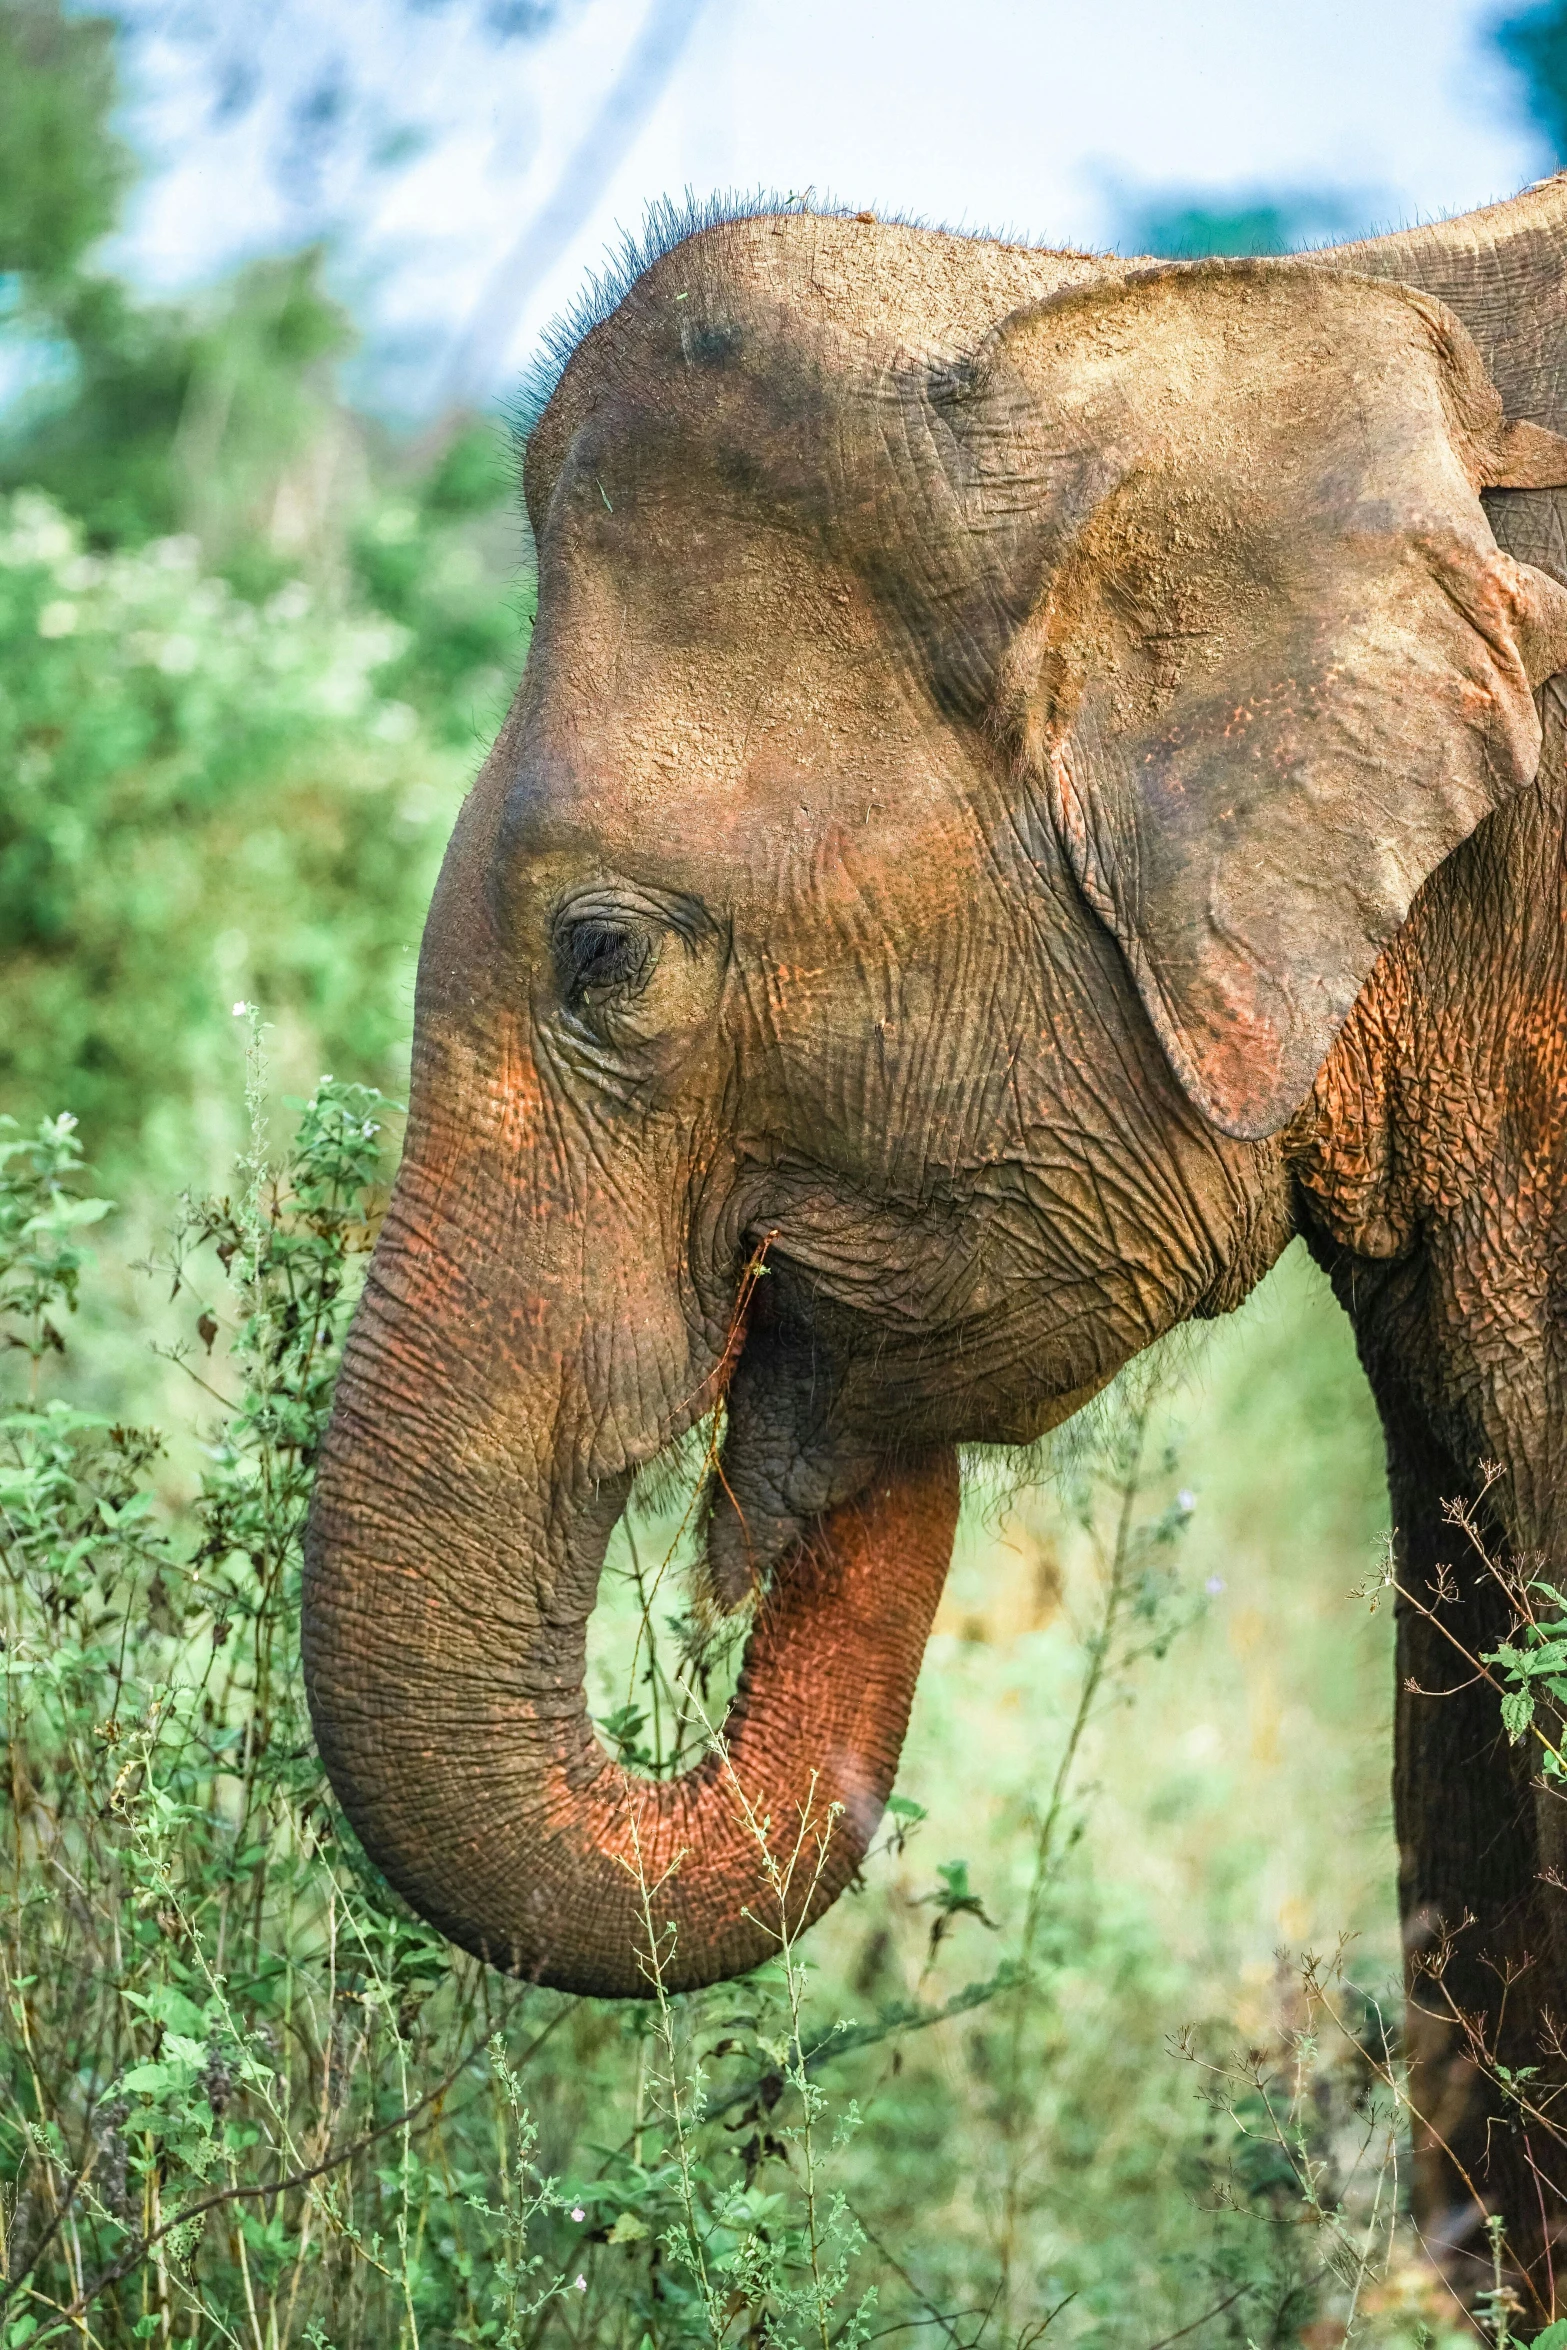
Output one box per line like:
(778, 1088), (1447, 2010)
(302, 1139), (959, 1998)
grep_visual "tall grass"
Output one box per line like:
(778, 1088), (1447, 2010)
(0, 1054), (1473, 2348)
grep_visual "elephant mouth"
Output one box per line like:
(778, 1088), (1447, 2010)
(304, 1213), (963, 1997)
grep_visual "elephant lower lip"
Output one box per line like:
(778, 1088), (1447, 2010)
(702, 1471), (798, 1610)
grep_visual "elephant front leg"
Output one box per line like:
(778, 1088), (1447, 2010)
(1386, 1402), (1563, 2308)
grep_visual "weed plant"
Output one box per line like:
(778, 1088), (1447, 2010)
(0, 1056), (1483, 2348)
(0, 487), (505, 1182)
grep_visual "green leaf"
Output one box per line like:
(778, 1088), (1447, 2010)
(607, 2211), (649, 2244)
(1502, 1689), (1536, 1744)
(37, 1195), (112, 1229)
(123, 1985), (207, 2036)
(119, 2060), (173, 2095)
(929, 1861), (994, 1921)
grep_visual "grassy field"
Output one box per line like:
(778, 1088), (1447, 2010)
(3, 1079), (1446, 2347)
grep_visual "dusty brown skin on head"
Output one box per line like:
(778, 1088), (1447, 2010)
(306, 185), (1567, 2267)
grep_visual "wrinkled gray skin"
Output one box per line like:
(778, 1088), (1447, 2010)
(306, 181), (1567, 2288)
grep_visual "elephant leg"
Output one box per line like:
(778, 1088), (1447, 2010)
(1385, 1398), (1563, 2307)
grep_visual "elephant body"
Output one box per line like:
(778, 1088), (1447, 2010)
(305, 180), (1567, 2286)
(1303, 738), (1567, 2266)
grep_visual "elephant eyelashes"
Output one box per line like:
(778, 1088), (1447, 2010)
(556, 915), (654, 1012)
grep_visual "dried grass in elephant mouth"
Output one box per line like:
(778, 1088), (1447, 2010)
(587, 1229), (776, 1785)
(588, 1403), (753, 1781)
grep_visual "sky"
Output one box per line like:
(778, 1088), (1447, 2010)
(108, 0), (1549, 417)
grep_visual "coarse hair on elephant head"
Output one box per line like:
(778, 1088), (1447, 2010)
(303, 204), (1567, 2005)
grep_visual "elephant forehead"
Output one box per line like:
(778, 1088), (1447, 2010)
(497, 696), (989, 945)
(522, 209), (1111, 529)
(527, 256), (1505, 782)
(507, 501), (987, 888)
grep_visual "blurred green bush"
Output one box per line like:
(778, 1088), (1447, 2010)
(0, 487), (467, 1178)
(0, 2), (526, 1186)
(0, 1), (129, 290)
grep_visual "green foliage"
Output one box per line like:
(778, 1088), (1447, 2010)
(1, 254), (356, 563)
(0, 2), (354, 560)
(0, 1073), (564, 2345)
(0, 3), (527, 1190)
(0, 1112), (110, 1371)
(1122, 187), (1367, 259)
(0, 1), (130, 286)
(347, 423), (525, 747)
(0, 489), (478, 1174)
(0, 1086), (1445, 2345)
(1495, 0), (1567, 164)
(1484, 1597), (1567, 1769)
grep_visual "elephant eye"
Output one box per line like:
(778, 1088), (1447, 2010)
(556, 915), (654, 1010)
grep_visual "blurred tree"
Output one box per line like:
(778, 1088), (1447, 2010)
(1116, 185), (1370, 260)
(105, 0), (572, 231)
(2, 255), (357, 566)
(0, 0), (131, 285)
(1494, 0), (1567, 163)
(0, 0), (527, 1172)
(0, 0), (361, 566)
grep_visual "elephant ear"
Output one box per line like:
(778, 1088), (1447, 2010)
(966, 261), (1567, 1140)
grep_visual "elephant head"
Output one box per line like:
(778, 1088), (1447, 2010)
(303, 209), (1567, 1997)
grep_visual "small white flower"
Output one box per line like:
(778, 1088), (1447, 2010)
(232, 1001), (249, 1017)
(37, 599), (78, 638)
(573, 2274), (587, 2292)
(371, 699), (418, 744)
(157, 633), (199, 675)
(1205, 1575), (1226, 1596)
(1177, 1489), (1196, 1512)
(570, 2206), (585, 2223)
(397, 783), (441, 830)
(267, 579), (312, 624)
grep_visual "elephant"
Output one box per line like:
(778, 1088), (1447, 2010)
(305, 178), (1567, 2286)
